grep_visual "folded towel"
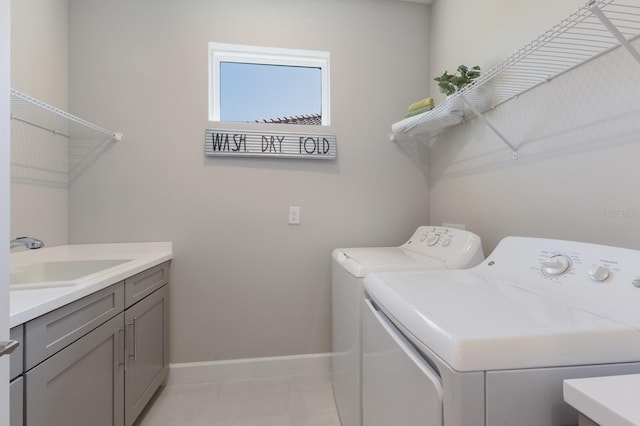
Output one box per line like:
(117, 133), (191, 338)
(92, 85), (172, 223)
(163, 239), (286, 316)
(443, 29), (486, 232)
(404, 105), (433, 118)
(408, 97), (434, 112)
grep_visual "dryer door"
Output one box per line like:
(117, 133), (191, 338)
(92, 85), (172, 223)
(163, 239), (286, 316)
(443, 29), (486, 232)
(362, 298), (444, 426)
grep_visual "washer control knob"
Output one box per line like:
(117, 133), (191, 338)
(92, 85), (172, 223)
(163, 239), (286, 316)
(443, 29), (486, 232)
(420, 233), (427, 242)
(541, 255), (572, 276)
(426, 234), (440, 247)
(588, 265), (610, 282)
(632, 279), (640, 288)
(442, 239), (451, 247)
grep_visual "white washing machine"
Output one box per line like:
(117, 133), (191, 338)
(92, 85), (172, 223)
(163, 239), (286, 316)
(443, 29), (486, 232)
(362, 236), (640, 426)
(332, 226), (484, 426)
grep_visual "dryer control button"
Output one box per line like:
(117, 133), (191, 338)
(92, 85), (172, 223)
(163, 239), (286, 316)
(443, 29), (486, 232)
(588, 265), (610, 282)
(541, 255), (572, 276)
(427, 234), (440, 247)
(632, 279), (640, 288)
(442, 239), (451, 247)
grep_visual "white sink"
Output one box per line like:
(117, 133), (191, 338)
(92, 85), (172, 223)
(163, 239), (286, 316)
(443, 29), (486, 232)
(11, 259), (133, 290)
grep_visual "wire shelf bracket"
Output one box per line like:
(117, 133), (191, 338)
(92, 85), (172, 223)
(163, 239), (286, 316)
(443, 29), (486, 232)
(460, 95), (519, 159)
(589, 2), (640, 66)
(10, 88), (123, 186)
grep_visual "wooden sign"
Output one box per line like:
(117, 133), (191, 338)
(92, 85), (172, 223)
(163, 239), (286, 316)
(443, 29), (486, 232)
(205, 129), (337, 160)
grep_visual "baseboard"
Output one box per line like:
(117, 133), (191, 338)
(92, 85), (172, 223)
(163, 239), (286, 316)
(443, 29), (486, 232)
(167, 352), (332, 385)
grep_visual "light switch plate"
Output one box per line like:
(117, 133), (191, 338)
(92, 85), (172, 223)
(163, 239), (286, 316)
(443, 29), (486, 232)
(289, 206), (301, 225)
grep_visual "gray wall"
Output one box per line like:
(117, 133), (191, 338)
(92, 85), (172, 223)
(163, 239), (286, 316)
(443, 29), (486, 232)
(428, 0), (640, 253)
(17, 0), (630, 367)
(10, 0), (68, 247)
(67, 0), (431, 362)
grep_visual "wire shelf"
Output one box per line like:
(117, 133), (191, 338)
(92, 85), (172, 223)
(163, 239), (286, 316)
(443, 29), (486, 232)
(10, 88), (123, 185)
(391, 0), (640, 144)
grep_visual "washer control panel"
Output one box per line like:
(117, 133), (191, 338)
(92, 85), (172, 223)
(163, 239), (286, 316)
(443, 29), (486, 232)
(405, 227), (459, 249)
(482, 236), (640, 328)
(401, 226), (484, 268)
(534, 248), (621, 284)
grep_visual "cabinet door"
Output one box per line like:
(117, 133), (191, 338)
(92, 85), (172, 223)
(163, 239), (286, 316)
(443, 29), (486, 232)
(125, 285), (168, 426)
(25, 313), (125, 426)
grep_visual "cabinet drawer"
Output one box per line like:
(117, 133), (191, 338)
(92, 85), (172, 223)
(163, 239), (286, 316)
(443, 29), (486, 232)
(10, 376), (23, 426)
(125, 262), (168, 308)
(25, 282), (124, 370)
(10, 325), (23, 380)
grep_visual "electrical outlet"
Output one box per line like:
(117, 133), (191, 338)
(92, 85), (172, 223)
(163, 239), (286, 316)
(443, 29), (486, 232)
(289, 206), (301, 225)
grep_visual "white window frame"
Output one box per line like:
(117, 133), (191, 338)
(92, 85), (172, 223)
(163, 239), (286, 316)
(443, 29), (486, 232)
(208, 42), (330, 125)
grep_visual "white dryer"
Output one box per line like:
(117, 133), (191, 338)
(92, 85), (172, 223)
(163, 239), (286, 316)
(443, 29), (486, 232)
(363, 236), (640, 426)
(332, 226), (484, 426)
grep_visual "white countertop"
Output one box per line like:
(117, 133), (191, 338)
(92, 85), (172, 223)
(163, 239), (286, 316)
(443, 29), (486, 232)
(10, 242), (173, 327)
(564, 374), (640, 426)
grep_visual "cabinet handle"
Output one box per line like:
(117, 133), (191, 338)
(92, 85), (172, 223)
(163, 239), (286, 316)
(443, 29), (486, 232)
(118, 328), (126, 367)
(0, 340), (19, 357)
(133, 317), (137, 362)
(127, 322), (134, 360)
(128, 318), (138, 362)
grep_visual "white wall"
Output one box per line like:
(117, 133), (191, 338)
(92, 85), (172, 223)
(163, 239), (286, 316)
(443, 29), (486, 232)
(428, 0), (640, 253)
(67, 0), (431, 362)
(10, 0), (68, 247)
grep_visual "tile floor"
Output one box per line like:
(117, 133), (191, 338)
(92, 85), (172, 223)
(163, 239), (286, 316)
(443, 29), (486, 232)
(134, 374), (342, 426)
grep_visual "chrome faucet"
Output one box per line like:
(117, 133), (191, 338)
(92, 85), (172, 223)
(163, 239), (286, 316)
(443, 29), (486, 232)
(10, 237), (44, 250)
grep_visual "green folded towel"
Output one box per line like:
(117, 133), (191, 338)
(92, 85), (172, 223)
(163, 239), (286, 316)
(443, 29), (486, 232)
(408, 97), (435, 112)
(405, 105), (433, 118)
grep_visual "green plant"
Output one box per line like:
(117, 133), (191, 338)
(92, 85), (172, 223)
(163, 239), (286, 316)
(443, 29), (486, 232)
(434, 65), (481, 96)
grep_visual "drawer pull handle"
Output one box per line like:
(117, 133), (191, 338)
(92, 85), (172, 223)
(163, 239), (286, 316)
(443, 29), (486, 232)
(127, 319), (138, 362)
(118, 328), (126, 367)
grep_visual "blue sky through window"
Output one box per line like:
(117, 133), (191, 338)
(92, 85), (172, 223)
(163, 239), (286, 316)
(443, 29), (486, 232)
(220, 62), (322, 123)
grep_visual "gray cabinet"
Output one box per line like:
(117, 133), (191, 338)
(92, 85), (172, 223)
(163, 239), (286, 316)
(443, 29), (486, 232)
(25, 283), (124, 370)
(9, 325), (23, 381)
(10, 325), (24, 426)
(10, 261), (170, 426)
(125, 262), (168, 308)
(25, 313), (125, 426)
(125, 284), (169, 426)
(10, 377), (23, 426)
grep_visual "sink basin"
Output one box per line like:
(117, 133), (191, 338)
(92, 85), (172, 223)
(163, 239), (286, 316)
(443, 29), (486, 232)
(10, 259), (133, 289)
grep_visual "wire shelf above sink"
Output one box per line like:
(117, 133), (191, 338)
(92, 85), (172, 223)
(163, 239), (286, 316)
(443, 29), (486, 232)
(10, 88), (123, 186)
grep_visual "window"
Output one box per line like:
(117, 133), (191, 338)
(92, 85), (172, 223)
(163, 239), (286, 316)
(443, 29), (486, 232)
(209, 43), (330, 125)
